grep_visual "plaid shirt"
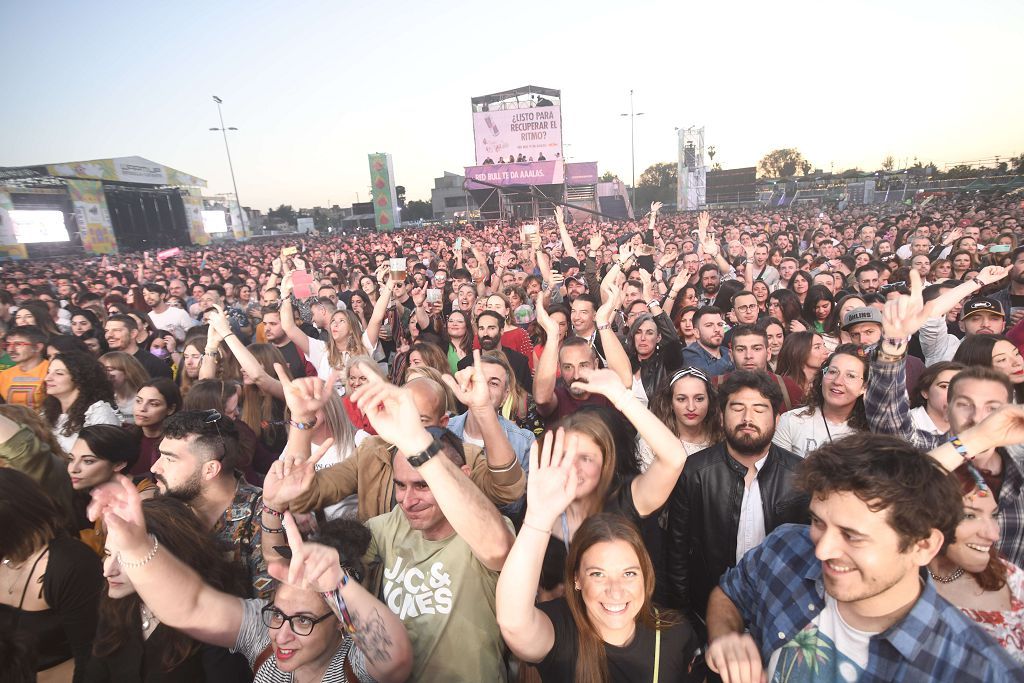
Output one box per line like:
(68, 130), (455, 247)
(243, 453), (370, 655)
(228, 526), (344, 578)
(720, 524), (1024, 681)
(865, 352), (1024, 567)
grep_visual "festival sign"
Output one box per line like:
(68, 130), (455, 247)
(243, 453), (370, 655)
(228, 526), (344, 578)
(565, 162), (599, 186)
(472, 106), (562, 165)
(368, 153), (398, 233)
(65, 179), (118, 254)
(0, 190), (28, 260)
(464, 160), (565, 190)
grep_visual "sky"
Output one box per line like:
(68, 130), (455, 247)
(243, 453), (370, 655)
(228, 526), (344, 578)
(2, 0), (1023, 210)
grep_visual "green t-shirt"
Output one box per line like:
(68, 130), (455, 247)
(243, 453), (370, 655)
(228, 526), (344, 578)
(0, 352), (14, 372)
(365, 507), (510, 682)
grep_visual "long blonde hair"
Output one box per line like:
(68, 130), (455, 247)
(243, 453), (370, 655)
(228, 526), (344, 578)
(99, 351), (149, 402)
(326, 310), (369, 372)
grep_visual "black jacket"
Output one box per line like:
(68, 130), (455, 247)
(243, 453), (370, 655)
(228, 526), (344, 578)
(666, 442), (809, 629)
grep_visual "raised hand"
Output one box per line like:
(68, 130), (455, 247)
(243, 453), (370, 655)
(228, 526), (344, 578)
(650, 201), (664, 214)
(697, 211), (711, 240)
(965, 404), (1024, 453)
(88, 475), (150, 560)
(571, 367), (631, 402)
(535, 292), (559, 336)
(554, 206), (565, 226)
(442, 349), (490, 409)
(942, 227), (964, 246)
(410, 286), (427, 307)
(263, 440), (333, 510)
(350, 370), (428, 454)
(975, 264), (1011, 287)
(266, 512), (344, 592)
(274, 364), (337, 423)
(596, 286), (623, 326)
(883, 269), (928, 339)
(588, 234), (604, 252)
(208, 305), (232, 338)
(523, 428), (579, 530)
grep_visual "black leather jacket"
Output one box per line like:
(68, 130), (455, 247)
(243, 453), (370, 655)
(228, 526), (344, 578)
(666, 442), (809, 629)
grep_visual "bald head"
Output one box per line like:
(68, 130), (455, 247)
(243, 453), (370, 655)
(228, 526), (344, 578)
(406, 377), (449, 426)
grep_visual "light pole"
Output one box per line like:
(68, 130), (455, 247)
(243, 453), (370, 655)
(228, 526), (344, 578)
(210, 95), (248, 237)
(620, 89), (645, 215)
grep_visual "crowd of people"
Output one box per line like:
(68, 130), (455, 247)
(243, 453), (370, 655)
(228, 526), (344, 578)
(1, 194), (1023, 682)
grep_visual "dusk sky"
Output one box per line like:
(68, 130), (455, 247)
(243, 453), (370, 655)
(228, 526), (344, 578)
(2, 0), (1022, 210)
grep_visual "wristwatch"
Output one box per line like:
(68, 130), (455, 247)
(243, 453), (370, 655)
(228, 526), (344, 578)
(406, 439), (443, 468)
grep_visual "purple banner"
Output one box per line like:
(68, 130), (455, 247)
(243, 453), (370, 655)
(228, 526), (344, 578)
(565, 161), (599, 186)
(464, 160), (565, 189)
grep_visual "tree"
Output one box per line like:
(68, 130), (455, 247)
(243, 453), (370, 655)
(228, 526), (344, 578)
(881, 155), (895, 172)
(840, 168), (864, 178)
(268, 204), (296, 225)
(395, 185), (407, 209)
(599, 171), (619, 182)
(1009, 154), (1024, 174)
(757, 148), (807, 179)
(800, 160), (813, 176)
(635, 162), (677, 206)
(402, 199), (433, 221)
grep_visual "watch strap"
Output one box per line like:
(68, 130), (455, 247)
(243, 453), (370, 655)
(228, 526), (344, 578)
(406, 439), (443, 468)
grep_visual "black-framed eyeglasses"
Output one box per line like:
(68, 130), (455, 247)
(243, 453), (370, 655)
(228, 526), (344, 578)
(260, 605), (334, 636)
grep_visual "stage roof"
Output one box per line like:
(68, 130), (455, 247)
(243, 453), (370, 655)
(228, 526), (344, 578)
(471, 85), (560, 106)
(0, 156), (206, 187)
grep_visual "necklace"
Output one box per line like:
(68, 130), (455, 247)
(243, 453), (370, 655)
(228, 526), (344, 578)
(140, 604), (159, 631)
(928, 566), (965, 583)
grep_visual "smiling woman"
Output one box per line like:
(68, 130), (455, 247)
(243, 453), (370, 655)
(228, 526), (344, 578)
(497, 431), (700, 682)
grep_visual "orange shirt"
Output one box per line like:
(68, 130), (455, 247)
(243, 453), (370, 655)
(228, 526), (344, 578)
(0, 359), (49, 408)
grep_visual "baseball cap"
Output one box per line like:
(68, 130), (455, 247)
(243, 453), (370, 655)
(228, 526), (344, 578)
(961, 297), (1004, 320)
(842, 306), (883, 330)
(564, 274), (586, 286)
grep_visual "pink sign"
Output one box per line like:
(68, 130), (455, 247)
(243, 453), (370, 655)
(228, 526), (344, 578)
(156, 247), (181, 260)
(464, 160), (565, 189)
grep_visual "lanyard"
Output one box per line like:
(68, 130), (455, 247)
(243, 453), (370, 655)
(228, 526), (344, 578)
(653, 608), (661, 683)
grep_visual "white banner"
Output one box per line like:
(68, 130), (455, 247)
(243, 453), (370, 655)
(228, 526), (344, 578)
(473, 105), (562, 165)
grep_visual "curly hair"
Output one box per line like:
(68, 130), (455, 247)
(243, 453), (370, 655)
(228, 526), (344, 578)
(42, 351), (116, 438)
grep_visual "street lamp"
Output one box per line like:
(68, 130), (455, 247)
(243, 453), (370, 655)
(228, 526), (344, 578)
(620, 89), (645, 215)
(209, 95), (248, 237)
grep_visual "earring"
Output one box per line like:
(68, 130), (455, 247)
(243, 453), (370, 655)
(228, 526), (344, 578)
(574, 583), (581, 591)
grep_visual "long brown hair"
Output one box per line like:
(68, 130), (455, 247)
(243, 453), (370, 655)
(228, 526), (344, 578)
(99, 351), (149, 402)
(564, 514), (676, 683)
(240, 344), (290, 443)
(326, 310), (369, 371)
(556, 412), (617, 519)
(92, 497), (247, 670)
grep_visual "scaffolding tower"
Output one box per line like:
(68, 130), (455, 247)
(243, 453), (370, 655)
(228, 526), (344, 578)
(677, 126), (706, 210)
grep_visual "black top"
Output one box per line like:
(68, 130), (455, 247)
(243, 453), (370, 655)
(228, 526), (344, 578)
(274, 340), (308, 381)
(535, 598), (700, 683)
(83, 624), (251, 683)
(133, 348), (173, 379)
(0, 535), (103, 683)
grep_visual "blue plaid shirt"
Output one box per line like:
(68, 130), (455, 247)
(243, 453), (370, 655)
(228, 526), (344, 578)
(720, 524), (1024, 681)
(864, 351), (1024, 567)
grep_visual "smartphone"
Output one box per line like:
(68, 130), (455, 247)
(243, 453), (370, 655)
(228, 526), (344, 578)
(426, 288), (442, 303)
(522, 223), (538, 236)
(282, 246), (298, 257)
(637, 254), (655, 272)
(454, 237), (463, 252)
(988, 244), (1011, 253)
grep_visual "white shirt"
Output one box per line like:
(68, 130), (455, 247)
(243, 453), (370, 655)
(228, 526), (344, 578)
(54, 400), (120, 453)
(773, 407), (857, 458)
(910, 405), (945, 435)
(148, 305), (197, 342)
(736, 455), (768, 563)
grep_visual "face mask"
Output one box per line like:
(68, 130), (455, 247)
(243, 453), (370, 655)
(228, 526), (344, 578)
(150, 348), (169, 359)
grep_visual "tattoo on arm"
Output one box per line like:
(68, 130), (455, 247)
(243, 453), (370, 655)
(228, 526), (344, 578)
(351, 608), (393, 666)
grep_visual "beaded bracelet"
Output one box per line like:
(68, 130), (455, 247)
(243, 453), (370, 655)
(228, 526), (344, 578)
(262, 505), (285, 518)
(118, 535), (159, 569)
(259, 521), (285, 534)
(321, 573), (356, 633)
(949, 435), (974, 462)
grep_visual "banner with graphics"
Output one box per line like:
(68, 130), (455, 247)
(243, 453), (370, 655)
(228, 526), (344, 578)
(0, 190), (28, 260)
(45, 156), (206, 187)
(181, 189), (210, 246)
(368, 153), (398, 233)
(65, 179), (118, 254)
(472, 105), (562, 165)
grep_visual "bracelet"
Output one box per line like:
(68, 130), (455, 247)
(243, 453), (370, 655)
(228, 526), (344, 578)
(223, 333), (236, 340)
(647, 299), (661, 309)
(259, 521), (285, 534)
(487, 458), (519, 474)
(118, 535), (159, 569)
(521, 521), (552, 535)
(949, 435), (974, 462)
(596, 322), (611, 331)
(321, 580), (357, 633)
(262, 505), (285, 518)
(289, 417), (318, 430)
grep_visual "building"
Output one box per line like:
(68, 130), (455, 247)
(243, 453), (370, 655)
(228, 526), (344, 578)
(431, 172), (477, 221)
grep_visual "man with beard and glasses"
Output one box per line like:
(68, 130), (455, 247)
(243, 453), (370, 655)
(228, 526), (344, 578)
(666, 370), (808, 633)
(458, 309), (532, 393)
(150, 409), (272, 599)
(993, 245), (1024, 330)
(705, 433), (1021, 682)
